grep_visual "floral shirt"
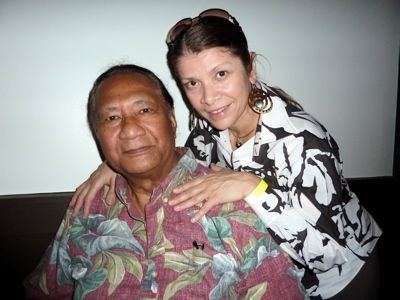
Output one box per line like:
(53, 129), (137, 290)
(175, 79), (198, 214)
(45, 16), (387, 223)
(185, 94), (382, 299)
(24, 148), (306, 300)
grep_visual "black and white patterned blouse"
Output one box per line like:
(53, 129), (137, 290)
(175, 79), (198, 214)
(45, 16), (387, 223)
(185, 95), (382, 299)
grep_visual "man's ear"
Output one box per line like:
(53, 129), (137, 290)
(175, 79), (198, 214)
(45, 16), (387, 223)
(169, 110), (177, 135)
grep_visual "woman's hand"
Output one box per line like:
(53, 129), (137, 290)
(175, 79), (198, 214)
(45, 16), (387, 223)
(168, 164), (260, 222)
(70, 162), (118, 218)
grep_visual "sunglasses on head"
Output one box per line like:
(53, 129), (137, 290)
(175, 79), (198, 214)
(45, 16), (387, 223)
(165, 8), (240, 47)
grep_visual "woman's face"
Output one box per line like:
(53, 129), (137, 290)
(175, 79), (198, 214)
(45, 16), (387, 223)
(176, 47), (256, 131)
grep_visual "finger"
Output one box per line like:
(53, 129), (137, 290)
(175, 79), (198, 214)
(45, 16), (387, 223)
(72, 186), (89, 217)
(105, 180), (117, 206)
(190, 201), (213, 223)
(69, 182), (87, 207)
(70, 194), (77, 207)
(210, 164), (223, 172)
(173, 194), (206, 211)
(172, 178), (203, 194)
(70, 194), (76, 207)
(169, 185), (204, 205)
(83, 185), (105, 219)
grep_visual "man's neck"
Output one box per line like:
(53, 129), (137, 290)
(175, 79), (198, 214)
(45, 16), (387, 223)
(123, 175), (162, 217)
(123, 149), (180, 216)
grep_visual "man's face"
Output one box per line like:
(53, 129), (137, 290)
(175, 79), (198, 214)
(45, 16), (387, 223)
(95, 73), (177, 180)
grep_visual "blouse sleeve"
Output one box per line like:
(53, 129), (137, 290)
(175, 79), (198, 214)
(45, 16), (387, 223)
(245, 136), (354, 273)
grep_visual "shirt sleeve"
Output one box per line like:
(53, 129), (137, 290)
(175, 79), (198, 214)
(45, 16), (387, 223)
(24, 210), (75, 298)
(245, 137), (351, 273)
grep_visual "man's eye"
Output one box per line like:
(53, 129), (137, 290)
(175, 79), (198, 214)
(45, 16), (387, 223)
(140, 108), (152, 114)
(105, 115), (120, 122)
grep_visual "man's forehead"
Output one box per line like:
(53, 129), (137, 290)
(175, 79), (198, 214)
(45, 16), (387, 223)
(98, 74), (162, 101)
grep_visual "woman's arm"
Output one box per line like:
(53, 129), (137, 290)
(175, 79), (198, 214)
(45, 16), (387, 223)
(245, 144), (361, 272)
(169, 164), (260, 222)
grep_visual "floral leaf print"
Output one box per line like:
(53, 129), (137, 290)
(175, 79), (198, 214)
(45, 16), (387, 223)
(240, 237), (280, 273)
(118, 251), (143, 281)
(163, 266), (209, 300)
(222, 237), (242, 261)
(105, 252), (125, 295)
(253, 218), (268, 233)
(179, 154), (199, 172)
(243, 282), (267, 300)
(61, 209), (74, 237)
(70, 214), (104, 242)
(164, 168), (192, 197)
(164, 249), (211, 273)
(164, 251), (195, 272)
(242, 236), (257, 253)
(56, 245), (73, 285)
(217, 205), (267, 234)
(224, 210), (260, 227)
(74, 268), (107, 300)
(141, 259), (158, 293)
(220, 202), (234, 215)
(106, 201), (124, 220)
(153, 207), (165, 245)
(210, 253), (240, 300)
(71, 256), (92, 280)
(49, 218), (70, 264)
(148, 234), (174, 258)
(72, 218), (145, 256)
(92, 252), (106, 271)
(132, 221), (146, 242)
(199, 216), (232, 252)
(38, 270), (49, 295)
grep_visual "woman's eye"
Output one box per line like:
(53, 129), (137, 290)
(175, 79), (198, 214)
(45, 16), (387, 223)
(185, 80), (198, 89)
(216, 70), (227, 78)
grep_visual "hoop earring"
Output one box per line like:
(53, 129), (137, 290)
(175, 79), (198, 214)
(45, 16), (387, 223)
(248, 84), (273, 114)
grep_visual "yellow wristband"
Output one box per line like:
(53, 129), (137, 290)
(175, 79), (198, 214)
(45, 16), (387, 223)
(251, 179), (269, 197)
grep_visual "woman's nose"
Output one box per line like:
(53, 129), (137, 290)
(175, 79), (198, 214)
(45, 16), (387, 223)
(201, 84), (218, 105)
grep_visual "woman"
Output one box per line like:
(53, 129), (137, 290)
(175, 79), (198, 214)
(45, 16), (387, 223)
(71, 8), (382, 299)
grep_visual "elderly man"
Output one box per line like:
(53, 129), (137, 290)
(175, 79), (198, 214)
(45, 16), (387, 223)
(24, 64), (305, 299)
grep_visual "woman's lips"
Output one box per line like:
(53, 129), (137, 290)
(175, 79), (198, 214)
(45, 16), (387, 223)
(207, 104), (230, 119)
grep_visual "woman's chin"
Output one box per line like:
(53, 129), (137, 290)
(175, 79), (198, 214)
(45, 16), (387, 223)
(208, 120), (231, 131)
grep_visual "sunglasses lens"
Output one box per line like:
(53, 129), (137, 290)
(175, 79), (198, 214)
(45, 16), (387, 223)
(166, 9), (236, 46)
(166, 18), (191, 44)
(199, 8), (230, 19)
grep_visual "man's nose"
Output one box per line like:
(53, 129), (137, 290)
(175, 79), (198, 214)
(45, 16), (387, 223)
(119, 117), (145, 139)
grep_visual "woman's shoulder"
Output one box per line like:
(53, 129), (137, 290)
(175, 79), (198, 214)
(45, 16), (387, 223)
(277, 98), (331, 140)
(185, 119), (219, 149)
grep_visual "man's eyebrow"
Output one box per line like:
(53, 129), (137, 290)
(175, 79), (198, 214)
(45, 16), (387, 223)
(100, 106), (119, 112)
(100, 99), (150, 112)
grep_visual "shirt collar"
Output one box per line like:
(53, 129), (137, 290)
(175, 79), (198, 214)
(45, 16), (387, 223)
(114, 147), (205, 206)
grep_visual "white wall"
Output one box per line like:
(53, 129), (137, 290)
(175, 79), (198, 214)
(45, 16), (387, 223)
(0, 0), (398, 195)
